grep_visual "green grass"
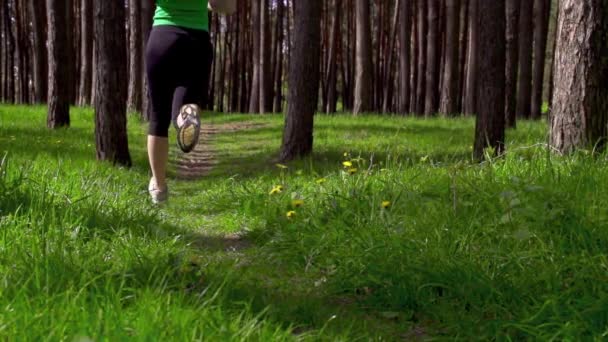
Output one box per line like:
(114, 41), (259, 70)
(1, 104), (607, 340)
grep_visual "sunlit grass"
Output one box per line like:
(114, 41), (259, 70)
(1, 104), (607, 340)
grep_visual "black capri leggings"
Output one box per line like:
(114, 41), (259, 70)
(146, 25), (213, 137)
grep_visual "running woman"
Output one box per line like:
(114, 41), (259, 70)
(146, 0), (229, 204)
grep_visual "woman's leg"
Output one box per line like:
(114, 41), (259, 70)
(145, 26), (181, 192)
(172, 29), (214, 124)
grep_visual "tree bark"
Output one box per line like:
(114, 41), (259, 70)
(415, 0), (427, 115)
(424, 0), (440, 116)
(505, 0), (520, 128)
(473, 0), (506, 160)
(439, 0), (460, 116)
(28, 0), (47, 103)
(398, 0), (412, 115)
(353, 0), (373, 115)
(93, 0), (131, 166)
(77, 0), (92, 106)
(279, 0), (321, 161)
(516, 0), (534, 119)
(463, 0), (477, 116)
(530, 0), (551, 120)
(550, 0), (608, 154)
(249, 0), (260, 113)
(325, 0), (341, 114)
(259, 0), (272, 113)
(127, 0), (142, 113)
(46, 0), (71, 128)
(141, 0), (154, 120)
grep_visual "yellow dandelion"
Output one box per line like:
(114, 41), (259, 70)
(315, 178), (327, 184)
(286, 210), (297, 219)
(382, 201), (392, 209)
(292, 199), (304, 208)
(347, 168), (358, 175)
(269, 185), (284, 195)
(276, 163), (289, 170)
(342, 161), (353, 168)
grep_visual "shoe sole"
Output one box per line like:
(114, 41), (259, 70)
(176, 104), (201, 153)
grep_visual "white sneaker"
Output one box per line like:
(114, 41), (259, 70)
(149, 178), (168, 204)
(176, 104), (201, 153)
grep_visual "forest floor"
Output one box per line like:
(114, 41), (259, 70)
(1, 104), (607, 341)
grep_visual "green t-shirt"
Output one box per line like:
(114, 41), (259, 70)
(154, 0), (209, 31)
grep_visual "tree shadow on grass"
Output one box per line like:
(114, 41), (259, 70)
(0, 126), (151, 175)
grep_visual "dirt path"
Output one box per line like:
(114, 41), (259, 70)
(174, 121), (267, 180)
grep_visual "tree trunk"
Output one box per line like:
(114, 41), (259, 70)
(93, 0), (131, 166)
(550, 0), (608, 154)
(279, 0), (321, 161)
(473, 0), (506, 160)
(415, 0), (427, 115)
(398, 0), (412, 115)
(530, 0), (551, 120)
(439, 0), (460, 116)
(46, 0), (71, 128)
(127, 0), (142, 113)
(249, 0), (260, 113)
(0, 1), (4, 101)
(77, 0), (92, 106)
(424, 0), (440, 116)
(457, 0), (469, 114)
(28, 0), (47, 103)
(259, 0), (271, 113)
(516, 0), (533, 119)
(141, 0), (154, 120)
(324, 0), (341, 114)
(505, 0), (520, 128)
(353, 0), (373, 115)
(463, 0), (477, 116)
(382, 0), (401, 113)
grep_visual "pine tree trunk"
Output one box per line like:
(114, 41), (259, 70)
(77, 0), (92, 106)
(473, 0), (506, 160)
(127, 0), (142, 113)
(382, 0), (401, 113)
(141, 0), (154, 120)
(9, 0), (23, 104)
(424, 0), (440, 116)
(530, 0), (551, 120)
(353, 0), (373, 115)
(249, 0), (260, 113)
(325, 0), (341, 114)
(28, 0), (47, 103)
(2, 0), (15, 103)
(516, 0), (533, 119)
(93, 0), (131, 166)
(279, 0), (321, 161)
(463, 0), (477, 116)
(46, 0), (71, 128)
(457, 0), (469, 114)
(439, 0), (460, 116)
(415, 0), (427, 115)
(0, 1), (4, 101)
(259, 0), (271, 113)
(505, 0), (520, 128)
(398, 0), (412, 115)
(550, 0), (608, 154)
